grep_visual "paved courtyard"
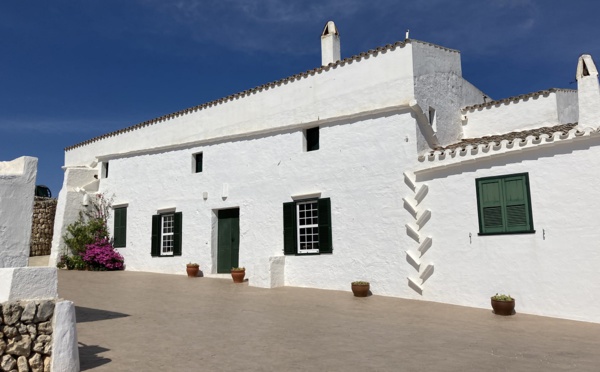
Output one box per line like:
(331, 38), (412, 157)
(58, 270), (600, 371)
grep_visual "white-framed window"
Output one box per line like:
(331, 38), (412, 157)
(297, 200), (320, 254)
(151, 211), (182, 257)
(283, 198), (332, 255)
(161, 214), (175, 255)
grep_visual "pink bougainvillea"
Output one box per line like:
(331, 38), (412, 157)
(83, 238), (124, 270)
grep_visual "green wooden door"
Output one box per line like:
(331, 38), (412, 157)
(217, 208), (240, 273)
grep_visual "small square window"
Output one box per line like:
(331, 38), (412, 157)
(193, 153), (203, 173)
(305, 127), (319, 152)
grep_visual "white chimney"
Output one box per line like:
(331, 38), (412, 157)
(321, 21), (340, 66)
(576, 54), (600, 128)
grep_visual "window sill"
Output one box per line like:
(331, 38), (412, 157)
(478, 230), (536, 236)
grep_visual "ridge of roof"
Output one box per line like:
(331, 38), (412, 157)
(462, 88), (577, 112)
(66, 39), (413, 152)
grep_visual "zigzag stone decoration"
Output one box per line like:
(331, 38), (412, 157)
(403, 171), (434, 295)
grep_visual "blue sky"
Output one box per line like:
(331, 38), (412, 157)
(1, 0), (599, 195)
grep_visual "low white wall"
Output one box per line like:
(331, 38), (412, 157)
(0, 156), (37, 268)
(413, 137), (600, 323)
(0, 267), (58, 302)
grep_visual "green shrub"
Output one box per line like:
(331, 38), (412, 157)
(59, 193), (116, 270)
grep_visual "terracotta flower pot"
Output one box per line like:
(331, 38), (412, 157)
(186, 266), (199, 278)
(491, 298), (515, 316)
(231, 270), (245, 283)
(351, 283), (370, 297)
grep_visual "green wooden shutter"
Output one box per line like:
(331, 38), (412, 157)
(151, 215), (161, 256)
(477, 179), (506, 234)
(317, 198), (333, 254)
(283, 202), (296, 255)
(173, 212), (183, 256)
(114, 207), (127, 248)
(503, 175), (532, 232)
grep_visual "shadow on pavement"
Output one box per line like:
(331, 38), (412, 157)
(76, 306), (129, 323)
(79, 342), (111, 371)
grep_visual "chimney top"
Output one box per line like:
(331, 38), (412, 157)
(321, 21), (341, 66)
(322, 21), (339, 37)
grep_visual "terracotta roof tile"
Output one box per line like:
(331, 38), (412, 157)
(432, 123), (578, 153)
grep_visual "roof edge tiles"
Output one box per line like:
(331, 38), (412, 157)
(462, 88), (577, 112)
(65, 39), (417, 152)
(419, 123), (586, 163)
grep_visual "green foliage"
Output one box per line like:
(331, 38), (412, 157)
(491, 293), (514, 301)
(59, 193), (115, 270)
(352, 281), (370, 285)
(231, 267), (245, 271)
(63, 217), (108, 255)
(58, 254), (86, 270)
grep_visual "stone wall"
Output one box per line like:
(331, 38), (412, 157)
(30, 198), (57, 257)
(0, 299), (54, 371)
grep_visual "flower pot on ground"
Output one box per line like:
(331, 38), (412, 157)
(491, 293), (515, 316)
(186, 263), (200, 278)
(351, 281), (370, 297)
(231, 267), (246, 283)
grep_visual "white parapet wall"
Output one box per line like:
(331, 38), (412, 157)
(0, 156), (38, 268)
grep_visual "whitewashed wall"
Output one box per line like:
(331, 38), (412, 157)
(412, 137), (600, 323)
(49, 168), (98, 266)
(462, 91), (577, 138)
(0, 157), (37, 268)
(99, 112), (421, 290)
(65, 44), (416, 167)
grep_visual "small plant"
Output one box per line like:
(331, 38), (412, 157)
(491, 293), (513, 301)
(187, 263), (199, 268)
(231, 267), (245, 271)
(352, 281), (370, 285)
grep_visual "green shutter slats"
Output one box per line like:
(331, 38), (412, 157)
(477, 179), (506, 234)
(151, 215), (161, 256)
(114, 208), (127, 248)
(283, 202), (296, 255)
(173, 212), (183, 256)
(482, 206), (503, 228)
(476, 173), (533, 234)
(504, 176), (532, 232)
(317, 198), (333, 254)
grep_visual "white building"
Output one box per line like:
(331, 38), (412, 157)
(51, 22), (600, 323)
